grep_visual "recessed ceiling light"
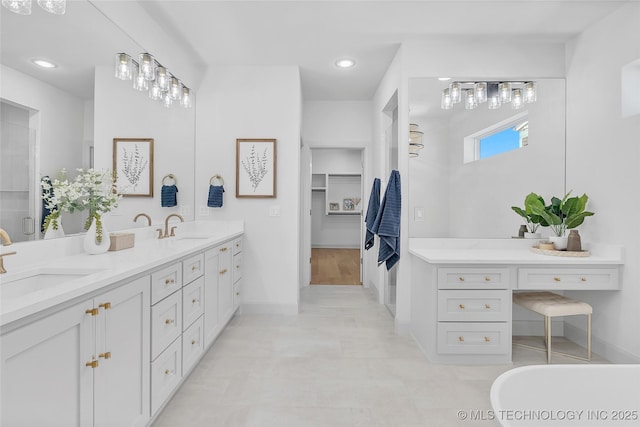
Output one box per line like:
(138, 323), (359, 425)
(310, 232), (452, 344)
(32, 59), (57, 68)
(335, 58), (356, 69)
(438, 77), (451, 81)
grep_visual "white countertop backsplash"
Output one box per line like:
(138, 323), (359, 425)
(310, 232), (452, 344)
(0, 220), (244, 328)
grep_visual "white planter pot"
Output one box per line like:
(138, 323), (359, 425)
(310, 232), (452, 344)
(84, 217), (110, 255)
(524, 232), (541, 239)
(44, 217), (64, 239)
(549, 235), (568, 250)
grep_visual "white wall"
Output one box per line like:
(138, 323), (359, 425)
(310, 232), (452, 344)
(1, 65), (86, 234)
(93, 66), (196, 232)
(194, 65), (302, 314)
(564, 2), (640, 363)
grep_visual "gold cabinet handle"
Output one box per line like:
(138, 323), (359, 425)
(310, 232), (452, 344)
(553, 277), (561, 282)
(86, 360), (99, 369)
(458, 304), (465, 310)
(220, 247), (228, 252)
(458, 277), (465, 282)
(165, 318), (175, 325)
(236, 292), (240, 296)
(165, 278), (175, 285)
(581, 277), (587, 282)
(484, 336), (491, 342)
(485, 304), (491, 309)
(85, 308), (99, 316)
(164, 369), (174, 376)
(192, 298), (198, 304)
(98, 302), (111, 310)
(236, 265), (240, 269)
(99, 352), (111, 359)
(192, 265), (198, 271)
(485, 277), (491, 282)
(220, 269), (227, 275)
(458, 336), (464, 342)
(191, 339), (197, 345)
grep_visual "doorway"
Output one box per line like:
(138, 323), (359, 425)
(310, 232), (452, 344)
(310, 148), (364, 285)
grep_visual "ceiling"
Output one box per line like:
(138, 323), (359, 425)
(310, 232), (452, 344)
(1, 0), (630, 101)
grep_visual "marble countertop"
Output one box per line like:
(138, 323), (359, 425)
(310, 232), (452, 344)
(0, 221), (243, 329)
(408, 238), (624, 265)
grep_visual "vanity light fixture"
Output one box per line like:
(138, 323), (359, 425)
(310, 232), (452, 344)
(2, 0), (65, 15)
(409, 123), (424, 158)
(441, 80), (537, 110)
(113, 52), (193, 109)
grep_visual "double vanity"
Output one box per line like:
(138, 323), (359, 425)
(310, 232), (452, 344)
(0, 220), (243, 427)
(409, 238), (624, 365)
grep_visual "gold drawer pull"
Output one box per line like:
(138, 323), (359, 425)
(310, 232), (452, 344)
(164, 369), (174, 376)
(165, 318), (175, 325)
(85, 308), (99, 316)
(458, 277), (465, 282)
(192, 298), (198, 304)
(98, 302), (111, 310)
(191, 339), (197, 345)
(484, 336), (491, 342)
(86, 360), (99, 369)
(581, 277), (587, 282)
(220, 247), (228, 252)
(458, 336), (464, 342)
(485, 304), (491, 309)
(236, 292), (240, 296)
(236, 265), (240, 269)
(553, 277), (561, 282)
(192, 265), (198, 271)
(165, 278), (175, 285)
(485, 277), (491, 282)
(220, 269), (227, 275)
(99, 352), (111, 359)
(458, 304), (465, 309)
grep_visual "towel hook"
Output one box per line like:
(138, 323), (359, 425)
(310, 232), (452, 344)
(162, 174), (177, 186)
(209, 174), (224, 186)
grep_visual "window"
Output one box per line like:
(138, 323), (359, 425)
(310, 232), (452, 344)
(463, 111), (528, 163)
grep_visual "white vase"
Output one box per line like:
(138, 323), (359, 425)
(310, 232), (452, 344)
(44, 216), (64, 239)
(549, 235), (568, 250)
(84, 217), (110, 255)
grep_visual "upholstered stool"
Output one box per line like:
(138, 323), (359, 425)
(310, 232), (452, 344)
(513, 291), (592, 363)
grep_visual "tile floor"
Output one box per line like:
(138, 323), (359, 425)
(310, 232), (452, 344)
(152, 285), (605, 427)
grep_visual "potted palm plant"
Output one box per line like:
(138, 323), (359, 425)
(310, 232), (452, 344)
(511, 193), (548, 238)
(527, 191), (594, 250)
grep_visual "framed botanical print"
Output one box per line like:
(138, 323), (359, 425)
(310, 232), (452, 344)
(113, 138), (154, 197)
(236, 138), (276, 198)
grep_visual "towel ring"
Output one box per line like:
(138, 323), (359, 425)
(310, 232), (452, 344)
(162, 174), (177, 186)
(209, 174), (224, 186)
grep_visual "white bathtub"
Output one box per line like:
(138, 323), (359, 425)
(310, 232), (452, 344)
(490, 364), (640, 426)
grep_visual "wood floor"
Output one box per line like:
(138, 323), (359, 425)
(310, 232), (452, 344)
(311, 248), (361, 285)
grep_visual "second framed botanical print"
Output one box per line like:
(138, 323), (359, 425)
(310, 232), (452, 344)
(236, 138), (276, 198)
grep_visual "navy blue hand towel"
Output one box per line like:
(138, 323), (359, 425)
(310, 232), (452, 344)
(207, 185), (225, 208)
(364, 178), (381, 251)
(161, 185), (178, 207)
(371, 170), (401, 270)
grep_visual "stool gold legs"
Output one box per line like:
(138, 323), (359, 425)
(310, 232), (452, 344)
(516, 314), (592, 363)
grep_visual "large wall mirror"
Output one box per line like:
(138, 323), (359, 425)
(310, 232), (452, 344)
(408, 77), (566, 239)
(0, 0), (196, 242)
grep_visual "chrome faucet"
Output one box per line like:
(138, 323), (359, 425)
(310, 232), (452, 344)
(162, 213), (184, 238)
(134, 213), (152, 226)
(0, 228), (16, 273)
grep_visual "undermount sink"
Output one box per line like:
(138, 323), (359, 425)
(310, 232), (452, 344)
(0, 267), (104, 299)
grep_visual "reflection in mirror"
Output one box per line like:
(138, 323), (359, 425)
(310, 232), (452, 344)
(0, 0), (196, 243)
(408, 78), (566, 239)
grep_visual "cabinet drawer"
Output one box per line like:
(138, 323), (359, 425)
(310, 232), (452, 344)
(151, 291), (182, 360)
(233, 237), (242, 255)
(233, 280), (241, 311)
(438, 268), (510, 290)
(438, 290), (510, 322)
(518, 268), (620, 290)
(183, 253), (204, 285)
(182, 316), (204, 375)
(437, 322), (510, 355)
(151, 264), (183, 305)
(232, 252), (243, 284)
(151, 336), (182, 415)
(183, 277), (204, 330)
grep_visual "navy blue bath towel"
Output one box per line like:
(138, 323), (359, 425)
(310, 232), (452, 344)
(207, 185), (225, 208)
(161, 185), (178, 207)
(371, 170), (401, 270)
(364, 178), (381, 250)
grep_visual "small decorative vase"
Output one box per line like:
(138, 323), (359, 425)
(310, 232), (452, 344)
(44, 216), (64, 239)
(549, 235), (568, 251)
(518, 225), (527, 238)
(524, 232), (541, 239)
(84, 216), (110, 255)
(566, 230), (582, 252)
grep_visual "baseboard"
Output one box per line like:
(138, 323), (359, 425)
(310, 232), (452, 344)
(239, 302), (299, 315)
(311, 244), (360, 249)
(564, 322), (640, 364)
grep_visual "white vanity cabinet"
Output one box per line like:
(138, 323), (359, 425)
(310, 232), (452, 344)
(232, 237), (243, 311)
(1, 276), (151, 427)
(203, 241), (234, 348)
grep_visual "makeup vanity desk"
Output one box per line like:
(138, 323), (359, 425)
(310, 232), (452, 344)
(408, 238), (624, 364)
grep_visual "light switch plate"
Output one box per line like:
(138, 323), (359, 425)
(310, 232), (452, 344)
(269, 206), (281, 217)
(415, 207), (425, 221)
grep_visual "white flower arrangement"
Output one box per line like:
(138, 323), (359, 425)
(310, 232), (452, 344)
(43, 168), (120, 242)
